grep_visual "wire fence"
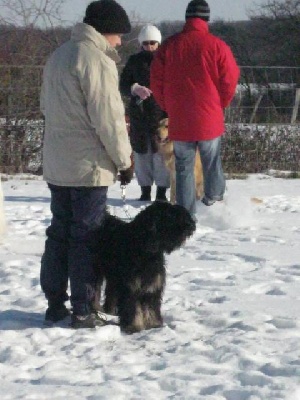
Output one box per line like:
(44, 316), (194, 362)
(0, 65), (299, 174)
(228, 66), (300, 124)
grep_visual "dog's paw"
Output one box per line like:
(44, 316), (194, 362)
(121, 325), (142, 335)
(145, 319), (164, 330)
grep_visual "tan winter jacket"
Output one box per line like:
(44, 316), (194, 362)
(40, 23), (132, 186)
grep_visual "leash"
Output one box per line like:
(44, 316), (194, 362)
(120, 184), (132, 221)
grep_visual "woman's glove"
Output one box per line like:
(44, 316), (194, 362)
(131, 83), (152, 100)
(118, 167), (134, 185)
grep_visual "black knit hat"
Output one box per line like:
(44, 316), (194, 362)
(185, 0), (210, 21)
(84, 0), (131, 34)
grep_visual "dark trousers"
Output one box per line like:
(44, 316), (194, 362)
(40, 184), (108, 316)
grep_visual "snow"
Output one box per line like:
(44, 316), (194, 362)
(0, 174), (300, 400)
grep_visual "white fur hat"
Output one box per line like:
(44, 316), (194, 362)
(138, 24), (162, 44)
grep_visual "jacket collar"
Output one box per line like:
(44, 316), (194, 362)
(71, 23), (121, 63)
(183, 18), (209, 34)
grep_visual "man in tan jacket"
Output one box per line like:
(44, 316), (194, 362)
(40, 0), (133, 329)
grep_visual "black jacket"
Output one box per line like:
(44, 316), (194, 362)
(120, 50), (167, 154)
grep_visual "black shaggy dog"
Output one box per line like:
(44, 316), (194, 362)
(94, 201), (196, 334)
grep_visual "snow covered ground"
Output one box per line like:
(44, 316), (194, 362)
(0, 174), (300, 400)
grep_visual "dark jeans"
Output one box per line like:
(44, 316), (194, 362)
(40, 184), (108, 316)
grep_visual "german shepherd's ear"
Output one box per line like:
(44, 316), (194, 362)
(159, 118), (169, 129)
(157, 118), (169, 144)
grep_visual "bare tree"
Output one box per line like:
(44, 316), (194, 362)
(0, 0), (70, 61)
(0, 0), (68, 28)
(249, 0), (300, 19)
(248, 0), (300, 66)
(0, 0), (70, 173)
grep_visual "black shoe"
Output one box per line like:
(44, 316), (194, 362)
(155, 186), (168, 202)
(139, 186), (151, 201)
(45, 304), (70, 323)
(71, 312), (107, 329)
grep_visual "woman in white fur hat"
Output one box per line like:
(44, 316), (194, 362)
(120, 25), (170, 202)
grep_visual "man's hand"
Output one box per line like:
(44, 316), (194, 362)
(118, 167), (134, 185)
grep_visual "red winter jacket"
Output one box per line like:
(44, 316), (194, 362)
(150, 18), (240, 141)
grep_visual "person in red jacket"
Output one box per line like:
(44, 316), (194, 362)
(150, 0), (240, 217)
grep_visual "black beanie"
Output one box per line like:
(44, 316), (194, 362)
(185, 0), (210, 21)
(84, 0), (131, 34)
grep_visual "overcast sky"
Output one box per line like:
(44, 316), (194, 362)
(63, 0), (263, 25)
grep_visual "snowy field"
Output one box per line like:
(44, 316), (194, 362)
(0, 174), (300, 400)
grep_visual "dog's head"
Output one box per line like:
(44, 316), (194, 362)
(131, 201), (196, 254)
(156, 118), (169, 146)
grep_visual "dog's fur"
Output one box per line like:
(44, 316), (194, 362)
(156, 118), (204, 204)
(94, 201), (196, 334)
